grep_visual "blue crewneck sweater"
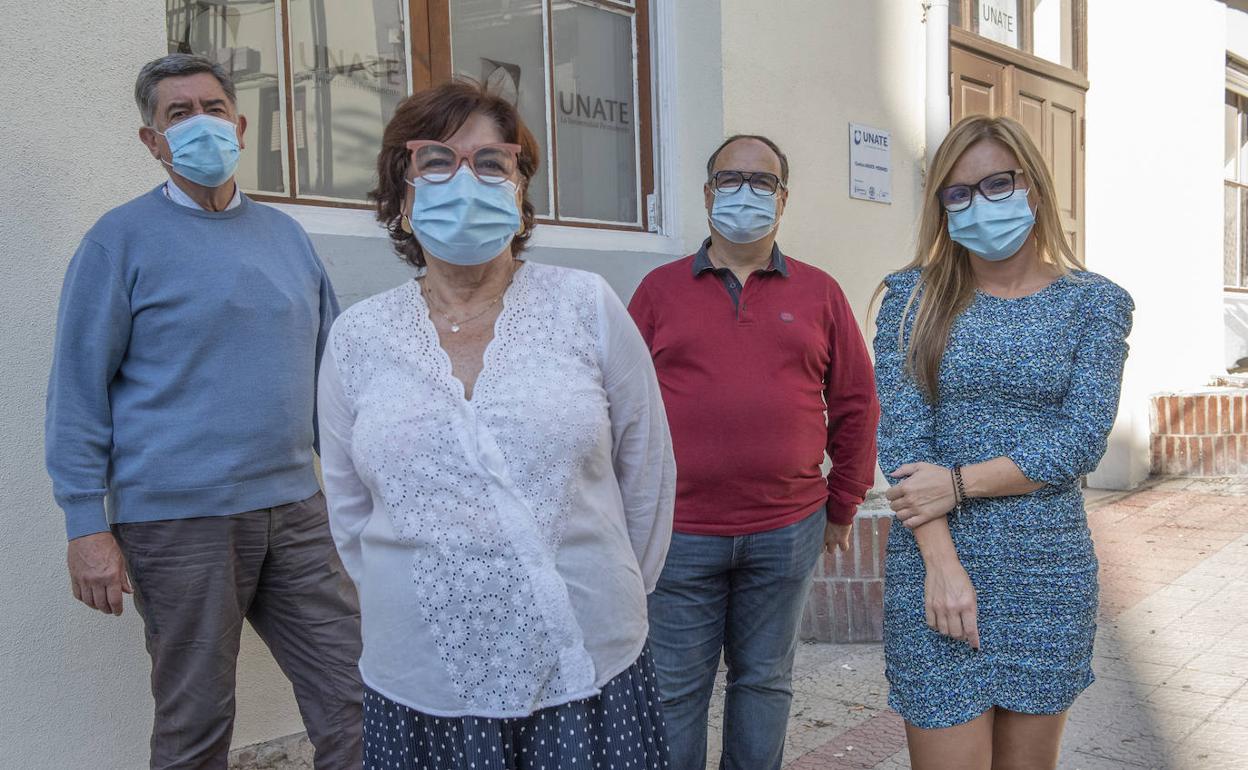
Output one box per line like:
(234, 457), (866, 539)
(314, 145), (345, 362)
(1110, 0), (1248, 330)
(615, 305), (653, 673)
(46, 186), (339, 539)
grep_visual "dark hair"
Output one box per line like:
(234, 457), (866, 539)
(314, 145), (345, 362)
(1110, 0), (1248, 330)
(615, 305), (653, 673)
(705, 134), (790, 185)
(135, 54), (236, 126)
(372, 80), (540, 269)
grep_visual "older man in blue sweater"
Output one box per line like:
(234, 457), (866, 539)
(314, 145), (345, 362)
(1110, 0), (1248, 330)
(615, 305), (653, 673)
(45, 54), (362, 769)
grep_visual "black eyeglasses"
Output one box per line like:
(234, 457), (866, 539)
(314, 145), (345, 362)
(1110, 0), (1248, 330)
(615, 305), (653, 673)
(710, 170), (786, 197)
(938, 169), (1026, 212)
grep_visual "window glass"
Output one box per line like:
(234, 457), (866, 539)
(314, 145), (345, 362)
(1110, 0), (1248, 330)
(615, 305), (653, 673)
(1228, 92), (1248, 288)
(1229, 95), (1241, 183)
(166, 0), (286, 193)
(552, 2), (639, 223)
(166, 0), (652, 221)
(1226, 184), (1237, 285)
(1241, 189), (1248, 288)
(1240, 95), (1248, 184)
(287, 0), (408, 200)
(1031, 0), (1073, 67)
(973, 0), (1020, 49)
(450, 0), (553, 216)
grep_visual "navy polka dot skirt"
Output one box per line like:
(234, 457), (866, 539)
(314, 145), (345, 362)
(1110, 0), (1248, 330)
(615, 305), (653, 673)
(362, 647), (670, 770)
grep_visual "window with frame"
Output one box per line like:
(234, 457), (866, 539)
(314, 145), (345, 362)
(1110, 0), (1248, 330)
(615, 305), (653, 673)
(166, 0), (654, 229)
(950, 0), (1086, 73)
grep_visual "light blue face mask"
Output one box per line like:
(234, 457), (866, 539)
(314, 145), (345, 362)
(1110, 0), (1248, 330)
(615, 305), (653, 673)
(157, 114), (241, 188)
(946, 191), (1036, 261)
(407, 167), (522, 266)
(709, 185), (778, 244)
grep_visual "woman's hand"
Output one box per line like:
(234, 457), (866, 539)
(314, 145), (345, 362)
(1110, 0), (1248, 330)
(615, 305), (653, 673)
(923, 554), (980, 650)
(886, 462), (957, 529)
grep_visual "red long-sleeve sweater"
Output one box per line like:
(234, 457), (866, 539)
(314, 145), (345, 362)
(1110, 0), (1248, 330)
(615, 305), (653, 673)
(628, 243), (879, 533)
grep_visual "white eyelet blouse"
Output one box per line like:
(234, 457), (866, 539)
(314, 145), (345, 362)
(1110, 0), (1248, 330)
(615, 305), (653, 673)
(317, 261), (675, 719)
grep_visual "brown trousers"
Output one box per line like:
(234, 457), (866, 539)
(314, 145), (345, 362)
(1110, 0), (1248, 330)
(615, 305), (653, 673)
(114, 492), (363, 770)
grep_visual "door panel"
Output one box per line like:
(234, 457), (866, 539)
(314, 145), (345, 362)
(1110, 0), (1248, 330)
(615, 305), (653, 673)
(1016, 93), (1044, 145)
(952, 47), (1007, 119)
(1014, 69), (1085, 260)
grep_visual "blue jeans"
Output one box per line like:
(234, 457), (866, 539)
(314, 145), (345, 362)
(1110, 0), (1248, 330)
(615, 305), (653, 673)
(647, 507), (825, 770)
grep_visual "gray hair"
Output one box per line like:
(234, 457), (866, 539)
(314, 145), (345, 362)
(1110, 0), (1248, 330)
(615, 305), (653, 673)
(134, 53), (236, 126)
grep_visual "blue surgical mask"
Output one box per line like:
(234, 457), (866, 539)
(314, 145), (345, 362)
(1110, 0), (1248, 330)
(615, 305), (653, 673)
(946, 191), (1036, 261)
(157, 114), (241, 188)
(407, 167), (522, 266)
(710, 186), (778, 244)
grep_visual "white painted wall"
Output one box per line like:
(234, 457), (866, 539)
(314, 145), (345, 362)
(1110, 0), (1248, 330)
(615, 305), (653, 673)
(5, 1), (1237, 765)
(1, 4), (308, 768)
(1228, 3), (1248, 61)
(1084, 0), (1227, 487)
(717, 0), (926, 490)
(0, 2), (721, 767)
(718, 0), (927, 322)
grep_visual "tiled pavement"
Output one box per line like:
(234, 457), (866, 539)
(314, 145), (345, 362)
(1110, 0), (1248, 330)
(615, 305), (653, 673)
(696, 478), (1248, 770)
(231, 478), (1248, 770)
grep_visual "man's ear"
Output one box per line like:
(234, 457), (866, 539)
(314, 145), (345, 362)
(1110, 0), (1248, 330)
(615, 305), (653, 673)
(138, 126), (163, 161)
(235, 114), (248, 151)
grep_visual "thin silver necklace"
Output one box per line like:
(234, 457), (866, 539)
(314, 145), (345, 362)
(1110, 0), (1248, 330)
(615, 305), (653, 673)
(421, 262), (518, 333)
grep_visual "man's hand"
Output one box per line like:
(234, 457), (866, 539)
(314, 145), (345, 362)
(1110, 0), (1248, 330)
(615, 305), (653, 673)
(823, 521), (852, 553)
(886, 462), (958, 529)
(67, 532), (132, 616)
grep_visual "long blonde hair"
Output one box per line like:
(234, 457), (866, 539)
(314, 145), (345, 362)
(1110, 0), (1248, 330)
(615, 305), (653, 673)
(882, 115), (1083, 399)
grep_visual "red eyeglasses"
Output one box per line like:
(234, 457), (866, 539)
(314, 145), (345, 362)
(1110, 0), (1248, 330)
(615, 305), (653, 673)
(406, 140), (522, 185)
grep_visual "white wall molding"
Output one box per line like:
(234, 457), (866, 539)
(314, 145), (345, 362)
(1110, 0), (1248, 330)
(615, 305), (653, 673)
(269, 201), (683, 255)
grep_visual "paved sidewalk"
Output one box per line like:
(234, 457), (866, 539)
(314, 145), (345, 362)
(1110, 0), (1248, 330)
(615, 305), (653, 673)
(231, 478), (1248, 769)
(696, 478), (1248, 770)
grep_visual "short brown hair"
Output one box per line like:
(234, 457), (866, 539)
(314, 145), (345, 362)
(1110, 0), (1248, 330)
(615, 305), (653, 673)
(706, 134), (790, 185)
(371, 80), (540, 268)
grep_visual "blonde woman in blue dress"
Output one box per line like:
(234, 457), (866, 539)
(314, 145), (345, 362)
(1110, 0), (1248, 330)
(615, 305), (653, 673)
(873, 115), (1133, 769)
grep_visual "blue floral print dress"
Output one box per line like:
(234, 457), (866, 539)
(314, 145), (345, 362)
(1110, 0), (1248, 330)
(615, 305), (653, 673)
(874, 268), (1133, 729)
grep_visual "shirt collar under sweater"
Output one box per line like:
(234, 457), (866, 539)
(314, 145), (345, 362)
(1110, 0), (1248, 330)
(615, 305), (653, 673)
(164, 179), (242, 211)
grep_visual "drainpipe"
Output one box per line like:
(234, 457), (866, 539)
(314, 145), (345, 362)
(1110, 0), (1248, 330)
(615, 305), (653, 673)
(925, 0), (951, 166)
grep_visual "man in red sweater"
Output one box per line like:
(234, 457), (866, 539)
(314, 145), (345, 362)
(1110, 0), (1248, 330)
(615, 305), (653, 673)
(629, 135), (880, 770)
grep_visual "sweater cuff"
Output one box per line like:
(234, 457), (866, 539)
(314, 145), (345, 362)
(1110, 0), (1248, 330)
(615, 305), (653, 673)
(63, 497), (110, 541)
(824, 499), (859, 526)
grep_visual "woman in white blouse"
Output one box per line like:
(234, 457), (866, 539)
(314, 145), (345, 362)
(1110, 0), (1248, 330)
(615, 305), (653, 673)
(317, 80), (676, 770)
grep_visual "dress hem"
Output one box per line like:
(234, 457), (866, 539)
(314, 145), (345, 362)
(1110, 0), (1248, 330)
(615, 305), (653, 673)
(888, 673), (1095, 730)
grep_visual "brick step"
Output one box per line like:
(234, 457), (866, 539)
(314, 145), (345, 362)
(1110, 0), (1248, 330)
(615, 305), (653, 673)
(800, 508), (890, 644)
(1151, 391), (1248, 477)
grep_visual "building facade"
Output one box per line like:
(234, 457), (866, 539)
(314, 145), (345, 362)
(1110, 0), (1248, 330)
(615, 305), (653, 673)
(1, 1), (1242, 765)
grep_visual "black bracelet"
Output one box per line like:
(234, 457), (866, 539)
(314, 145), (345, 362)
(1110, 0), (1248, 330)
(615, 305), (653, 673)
(952, 464), (967, 512)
